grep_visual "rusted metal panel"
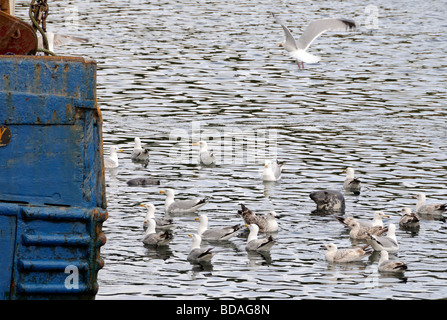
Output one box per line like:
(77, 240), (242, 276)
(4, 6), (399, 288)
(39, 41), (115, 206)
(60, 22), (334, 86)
(0, 10), (37, 55)
(0, 55), (107, 299)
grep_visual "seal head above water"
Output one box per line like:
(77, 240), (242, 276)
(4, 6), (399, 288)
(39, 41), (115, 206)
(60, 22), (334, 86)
(309, 190), (346, 214)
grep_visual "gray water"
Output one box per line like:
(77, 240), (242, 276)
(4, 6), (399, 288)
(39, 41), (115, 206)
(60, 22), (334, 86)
(21, 0), (447, 299)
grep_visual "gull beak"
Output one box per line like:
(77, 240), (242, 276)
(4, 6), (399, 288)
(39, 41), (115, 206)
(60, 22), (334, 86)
(195, 217), (199, 221)
(244, 224), (249, 228)
(384, 215), (390, 218)
(279, 43), (283, 47)
(192, 142), (198, 146)
(118, 149), (124, 152)
(159, 190), (165, 194)
(140, 204), (146, 207)
(188, 234), (193, 237)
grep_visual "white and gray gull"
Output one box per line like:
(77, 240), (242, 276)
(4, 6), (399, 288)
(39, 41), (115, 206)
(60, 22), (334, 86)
(245, 224), (276, 252)
(414, 193), (447, 216)
(141, 203), (175, 231)
(195, 214), (242, 241)
(367, 223), (399, 252)
(377, 250), (407, 273)
(142, 218), (173, 246)
(130, 137), (149, 162)
(104, 146), (123, 169)
(262, 159), (284, 182)
(343, 167), (361, 194)
(193, 141), (215, 166)
(272, 13), (356, 69)
(187, 234), (214, 263)
(160, 188), (208, 214)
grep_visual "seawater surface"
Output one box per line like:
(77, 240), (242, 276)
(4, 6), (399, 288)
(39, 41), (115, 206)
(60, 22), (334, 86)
(17, 0), (447, 299)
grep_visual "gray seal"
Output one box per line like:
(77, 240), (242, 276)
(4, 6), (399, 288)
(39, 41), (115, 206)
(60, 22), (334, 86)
(126, 178), (160, 186)
(309, 190), (345, 214)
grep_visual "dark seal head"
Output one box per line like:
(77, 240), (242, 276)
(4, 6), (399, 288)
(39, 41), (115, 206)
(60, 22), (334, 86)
(126, 178), (160, 186)
(309, 190), (346, 214)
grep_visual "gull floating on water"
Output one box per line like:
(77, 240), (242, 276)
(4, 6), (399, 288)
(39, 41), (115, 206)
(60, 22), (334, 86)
(399, 207), (420, 229)
(187, 234), (214, 263)
(245, 224), (276, 252)
(262, 159), (284, 182)
(378, 250), (407, 273)
(130, 137), (149, 162)
(367, 223), (399, 252)
(322, 243), (371, 263)
(237, 204), (279, 232)
(343, 167), (361, 194)
(347, 220), (387, 240)
(193, 141), (215, 166)
(272, 13), (356, 69)
(335, 211), (389, 228)
(160, 189), (208, 214)
(142, 218), (173, 246)
(414, 193), (447, 216)
(104, 146), (123, 168)
(141, 203), (175, 231)
(195, 214), (242, 241)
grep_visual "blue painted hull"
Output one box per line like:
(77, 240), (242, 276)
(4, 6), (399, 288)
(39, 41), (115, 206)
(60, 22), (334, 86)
(0, 55), (107, 299)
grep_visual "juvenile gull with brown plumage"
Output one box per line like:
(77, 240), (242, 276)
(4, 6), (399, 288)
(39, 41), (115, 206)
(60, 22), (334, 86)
(322, 243), (371, 263)
(335, 211), (389, 228)
(347, 220), (387, 240)
(237, 204), (279, 232)
(399, 207), (420, 229)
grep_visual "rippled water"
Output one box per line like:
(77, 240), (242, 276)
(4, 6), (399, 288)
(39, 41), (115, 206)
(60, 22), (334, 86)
(20, 0), (447, 299)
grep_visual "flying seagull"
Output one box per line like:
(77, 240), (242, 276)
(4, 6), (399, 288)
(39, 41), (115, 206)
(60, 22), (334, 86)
(272, 13), (356, 69)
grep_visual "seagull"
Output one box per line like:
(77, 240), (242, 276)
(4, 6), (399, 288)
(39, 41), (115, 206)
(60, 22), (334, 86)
(104, 146), (123, 168)
(272, 13), (356, 69)
(367, 223), (399, 252)
(262, 159), (284, 182)
(343, 167), (361, 194)
(195, 214), (243, 241)
(347, 220), (387, 240)
(187, 234), (214, 263)
(399, 207), (420, 229)
(38, 31), (88, 52)
(237, 204), (279, 232)
(335, 211), (389, 228)
(245, 224), (276, 252)
(142, 219), (173, 246)
(130, 137), (149, 162)
(377, 250), (407, 273)
(414, 193), (447, 216)
(141, 203), (175, 231)
(160, 189), (208, 214)
(322, 243), (371, 263)
(193, 141), (215, 166)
